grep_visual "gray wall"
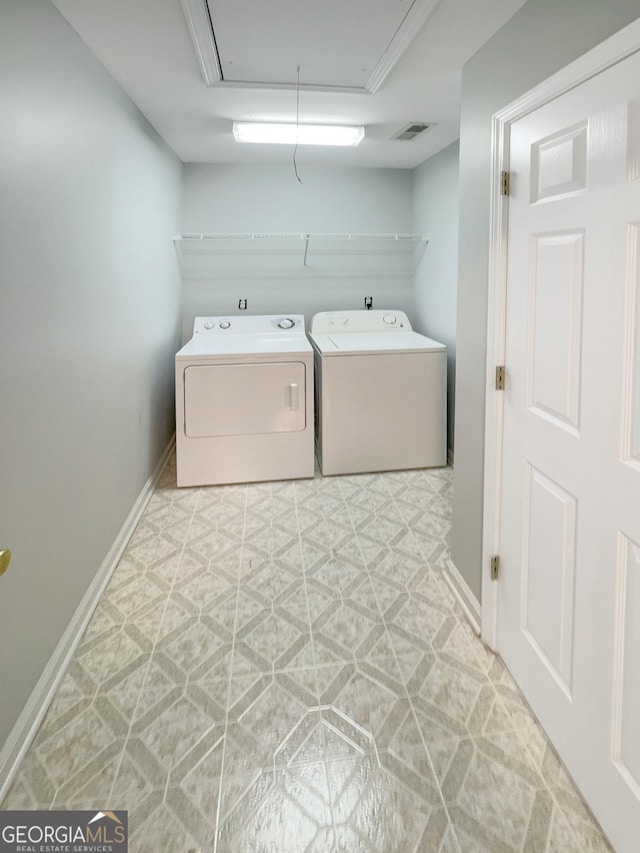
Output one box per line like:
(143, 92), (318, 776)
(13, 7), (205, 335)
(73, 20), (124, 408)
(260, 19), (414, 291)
(180, 164), (415, 339)
(452, 0), (640, 602)
(0, 0), (182, 748)
(411, 142), (459, 457)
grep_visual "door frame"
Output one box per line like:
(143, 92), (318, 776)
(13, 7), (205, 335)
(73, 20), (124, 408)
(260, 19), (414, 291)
(481, 17), (640, 649)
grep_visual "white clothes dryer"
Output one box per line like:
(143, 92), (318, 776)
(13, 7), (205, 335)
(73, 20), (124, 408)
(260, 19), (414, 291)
(175, 315), (314, 487)
(309, 310), (446, 475)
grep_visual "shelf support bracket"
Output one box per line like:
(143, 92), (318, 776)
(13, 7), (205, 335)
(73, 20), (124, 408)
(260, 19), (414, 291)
(303, 234), (310, 267)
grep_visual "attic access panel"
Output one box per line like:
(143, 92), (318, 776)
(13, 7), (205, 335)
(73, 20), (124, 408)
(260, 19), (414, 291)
(181, 0), (441, 93)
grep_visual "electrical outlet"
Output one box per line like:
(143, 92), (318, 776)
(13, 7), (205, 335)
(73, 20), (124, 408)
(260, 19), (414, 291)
(238, 298), (248, 310)
(364, 296), (373, 309)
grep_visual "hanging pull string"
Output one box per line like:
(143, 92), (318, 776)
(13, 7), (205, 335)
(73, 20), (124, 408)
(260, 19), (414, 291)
(293, 65), (303, 184)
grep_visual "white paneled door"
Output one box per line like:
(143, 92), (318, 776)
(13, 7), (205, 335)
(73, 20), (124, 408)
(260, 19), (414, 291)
(497, 45), (640, 851)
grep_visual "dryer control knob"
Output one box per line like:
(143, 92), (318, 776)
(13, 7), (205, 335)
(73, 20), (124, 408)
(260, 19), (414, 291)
(278, 318), (295, 329)
(219, 320), (231, 329)
(383, 313), (397, 325)
(203, 321), (215, 330)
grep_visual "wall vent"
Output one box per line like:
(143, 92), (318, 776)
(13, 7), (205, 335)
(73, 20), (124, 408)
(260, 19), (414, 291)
(392, 122), (432, 141)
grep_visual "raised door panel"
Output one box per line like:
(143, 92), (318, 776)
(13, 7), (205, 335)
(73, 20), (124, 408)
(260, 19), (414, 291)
(614, 535), (640, 801)
(530, 122), (588, 202)
(625, 223), (640, 467)
(527, 231), (584, 434)
(521, 465), (576, 697)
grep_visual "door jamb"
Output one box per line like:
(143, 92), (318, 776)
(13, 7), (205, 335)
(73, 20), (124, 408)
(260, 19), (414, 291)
(481, 17), (640, 649)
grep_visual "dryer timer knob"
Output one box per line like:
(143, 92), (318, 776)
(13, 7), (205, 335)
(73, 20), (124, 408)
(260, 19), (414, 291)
(383, 314), (397, 325)
(219, 320), (231, 329)
(203, 321), (215, 330)
(278, 318), (295, 329)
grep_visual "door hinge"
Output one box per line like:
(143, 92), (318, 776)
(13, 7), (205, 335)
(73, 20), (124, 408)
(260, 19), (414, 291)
(491, 555), (500, 581)
(495, 365), (505, 390)
(501, 170), (510, 196)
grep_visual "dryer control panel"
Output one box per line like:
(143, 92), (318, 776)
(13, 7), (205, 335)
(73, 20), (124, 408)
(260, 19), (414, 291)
(193, 315), (305, 335)
(309, 310), (411, 335)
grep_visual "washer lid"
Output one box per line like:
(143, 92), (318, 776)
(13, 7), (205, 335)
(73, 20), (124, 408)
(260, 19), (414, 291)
(309, 331), (446, 355)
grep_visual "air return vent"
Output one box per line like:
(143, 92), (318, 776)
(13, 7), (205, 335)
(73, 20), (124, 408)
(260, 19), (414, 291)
(392, 122), (432, 141)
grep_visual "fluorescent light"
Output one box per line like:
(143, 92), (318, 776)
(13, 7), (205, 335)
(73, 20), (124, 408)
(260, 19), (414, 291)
(232, 122), (364, 147)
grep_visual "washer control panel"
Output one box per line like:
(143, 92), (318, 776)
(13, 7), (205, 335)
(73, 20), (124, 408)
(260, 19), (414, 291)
(309, 310), (411, 335)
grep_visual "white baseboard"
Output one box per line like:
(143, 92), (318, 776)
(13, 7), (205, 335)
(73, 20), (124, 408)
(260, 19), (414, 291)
(443, 558), (481, 635)
(0, 438), (175, 802)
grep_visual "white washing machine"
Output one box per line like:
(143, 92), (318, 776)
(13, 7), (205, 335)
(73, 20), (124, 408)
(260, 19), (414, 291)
(309, 309), (446, 475)
(175, 314), (314, 487)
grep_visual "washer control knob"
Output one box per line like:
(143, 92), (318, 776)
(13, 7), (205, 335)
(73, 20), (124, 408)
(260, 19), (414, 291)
(219, 320), (231, 329)
(203, 321), (215, 330)
(278, 318), (295, 329)
(383, 313), (397, 325)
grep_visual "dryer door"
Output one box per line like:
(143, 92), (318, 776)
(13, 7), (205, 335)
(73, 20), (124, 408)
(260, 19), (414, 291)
(183, 361), (306, 437)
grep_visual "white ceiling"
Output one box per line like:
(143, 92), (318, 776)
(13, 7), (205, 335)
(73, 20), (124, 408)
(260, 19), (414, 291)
(50, 0), (527, 169)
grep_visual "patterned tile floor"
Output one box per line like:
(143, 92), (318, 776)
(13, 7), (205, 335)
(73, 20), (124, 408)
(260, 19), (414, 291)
(2, 456), (612, 852)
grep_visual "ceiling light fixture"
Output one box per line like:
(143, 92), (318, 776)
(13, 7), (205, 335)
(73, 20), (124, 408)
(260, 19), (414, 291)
(232, 122), (365, 147)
